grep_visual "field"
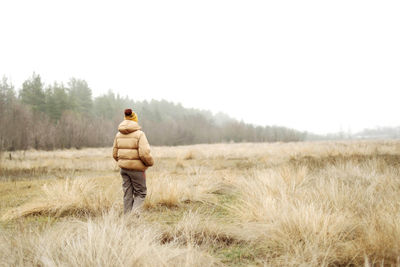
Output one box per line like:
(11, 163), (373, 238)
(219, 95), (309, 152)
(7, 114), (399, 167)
(1, 141), (400, 266)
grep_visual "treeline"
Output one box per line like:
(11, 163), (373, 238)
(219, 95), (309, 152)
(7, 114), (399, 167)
(0, 74), (307, 150)
(353, 127), (400, 139)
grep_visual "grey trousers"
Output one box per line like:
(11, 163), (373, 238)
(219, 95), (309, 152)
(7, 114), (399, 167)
(120, 168), (147, 214)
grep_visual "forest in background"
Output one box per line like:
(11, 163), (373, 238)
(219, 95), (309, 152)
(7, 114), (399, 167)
(0, 74), (307, 150)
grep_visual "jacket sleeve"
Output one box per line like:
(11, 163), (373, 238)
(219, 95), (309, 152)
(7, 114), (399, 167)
(112, 137), (118, 161)
(138, 131), (154, 167)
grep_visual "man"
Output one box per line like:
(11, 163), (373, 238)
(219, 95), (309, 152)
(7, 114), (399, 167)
(112, 109), (154, 214)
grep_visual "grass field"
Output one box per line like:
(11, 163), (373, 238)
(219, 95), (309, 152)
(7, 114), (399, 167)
(1, 141), (400, 266)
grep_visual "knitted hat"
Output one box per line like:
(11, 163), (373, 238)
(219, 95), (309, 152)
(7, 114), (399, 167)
(124, 109), (138, 122)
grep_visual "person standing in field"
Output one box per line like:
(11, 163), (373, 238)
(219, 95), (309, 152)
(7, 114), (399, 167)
(113, 109), (154, 214)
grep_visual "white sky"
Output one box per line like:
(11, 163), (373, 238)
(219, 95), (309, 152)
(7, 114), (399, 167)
(0, 0), (399, 134)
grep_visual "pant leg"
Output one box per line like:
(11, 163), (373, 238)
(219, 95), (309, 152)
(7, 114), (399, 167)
(120, 168), (134, 214)
(127, 170), (147, 211)
(131, 171), (147, 199)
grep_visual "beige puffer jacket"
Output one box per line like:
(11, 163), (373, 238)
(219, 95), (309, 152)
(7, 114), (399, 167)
(112, 120), (154, 171)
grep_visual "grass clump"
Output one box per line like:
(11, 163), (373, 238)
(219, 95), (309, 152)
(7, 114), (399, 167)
(1, 178), (119, 221)
(0, 209), (220, 267)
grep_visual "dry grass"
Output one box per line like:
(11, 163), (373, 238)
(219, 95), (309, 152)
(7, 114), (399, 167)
(145, 170), (225, 208)
(1, 167), (224, 220)
(0, 209), (219, 267)
(1, 140), (400, 266)
(226, 156), (400, 265)
(1, 178), (119, 220)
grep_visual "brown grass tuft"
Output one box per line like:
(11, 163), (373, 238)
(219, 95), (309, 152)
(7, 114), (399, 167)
(145, 171), (223, 208)
(227, 158), (400, 265)
(1, 178), (119, 220)
(0, 209), (220, 267)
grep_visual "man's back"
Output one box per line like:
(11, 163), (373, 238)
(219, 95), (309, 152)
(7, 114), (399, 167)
(113, 120), (154, 171)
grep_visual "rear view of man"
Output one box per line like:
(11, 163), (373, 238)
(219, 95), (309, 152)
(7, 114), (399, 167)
(113, 109), (154, 214)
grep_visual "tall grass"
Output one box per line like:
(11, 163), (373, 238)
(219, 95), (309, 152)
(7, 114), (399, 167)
(1, 141), (400, 265)
(145, 170), (224, 208)
(2, 168), (224, 220)
(0, 209), (219, 267)
(1, 178), (119, 220)
(228, 158), (400, 265)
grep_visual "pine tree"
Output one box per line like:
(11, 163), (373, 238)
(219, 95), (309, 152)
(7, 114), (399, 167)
(45, 82), (70, 121)
(19, 73), (46, 113)
(67, 78), (93, 114)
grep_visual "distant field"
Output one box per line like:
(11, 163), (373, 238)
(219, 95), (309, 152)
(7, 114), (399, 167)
(1, 141), (400, 266)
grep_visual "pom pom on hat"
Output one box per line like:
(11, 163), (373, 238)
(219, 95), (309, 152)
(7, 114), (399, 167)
(124, 109), (132, 116)
(124, 108), (138, 122)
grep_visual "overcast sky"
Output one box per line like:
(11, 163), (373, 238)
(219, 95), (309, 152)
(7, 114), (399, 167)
(0, 0), (399, 134)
